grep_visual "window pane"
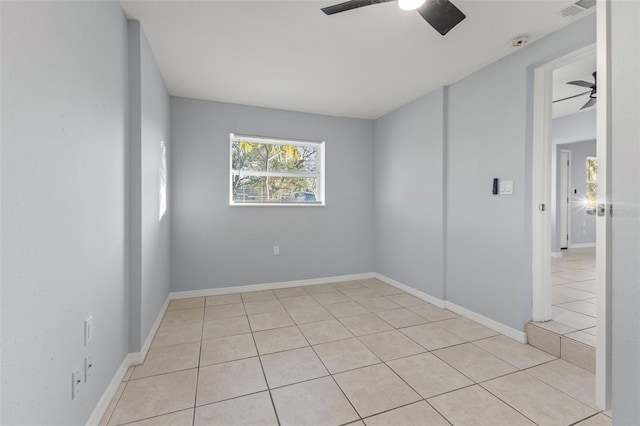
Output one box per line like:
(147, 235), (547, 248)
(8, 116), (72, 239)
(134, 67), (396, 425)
(586, 157), (597, 183)
(232, 141), (318, 174)
(586, 182), (597, 205)
(232, 142), (269, 172)
(268, 145), (318, 174)
(232, 176), (318, 203)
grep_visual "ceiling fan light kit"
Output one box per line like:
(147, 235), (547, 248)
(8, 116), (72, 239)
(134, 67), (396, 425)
(398, 0), (426, 11)
(321, 0), (466, 36)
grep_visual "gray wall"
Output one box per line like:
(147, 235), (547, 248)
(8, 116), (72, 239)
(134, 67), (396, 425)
(1, 2), (129, 424)
(552, 108), (597, 145)
(551, 109), (597, 253)
(556, 140), (597, 248)
(128, 22), (172, 352)
(610, 0), (640, 422)
(373, 88), (445, 298)
(170, 98), (374, 291)
(444, 14), (596, 331)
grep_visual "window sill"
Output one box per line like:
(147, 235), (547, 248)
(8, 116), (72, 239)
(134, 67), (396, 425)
(229, 202), (325, 207)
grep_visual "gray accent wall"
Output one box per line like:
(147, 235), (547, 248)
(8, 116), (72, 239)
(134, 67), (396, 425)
(611, 0), (640, 422)
(555, 140), (597, 249)
(1, 2), (130, 424)
(551, 109), (597, 253)
(170, 98), (374, 292)
(552, 108), (597, 145)
(128, 22), (172, 352)
(372, 14), (596, 332)
(373, 88), (445, 298)
(444, 14), (595, 331)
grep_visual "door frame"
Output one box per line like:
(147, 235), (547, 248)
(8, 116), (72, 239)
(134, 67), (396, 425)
(531, 36), (611, 410)
(559, 149), (571, 250)
(531, 43), (595, 322)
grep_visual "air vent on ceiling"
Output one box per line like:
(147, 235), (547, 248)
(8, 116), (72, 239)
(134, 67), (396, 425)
(560, 0), (596, 18)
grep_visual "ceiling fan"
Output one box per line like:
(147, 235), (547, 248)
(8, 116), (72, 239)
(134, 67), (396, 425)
(553, 71), (597, 110)
(321, 0), (466, 36)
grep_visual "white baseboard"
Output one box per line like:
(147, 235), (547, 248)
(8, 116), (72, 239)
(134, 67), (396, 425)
(568, 242), (596, 249)
(373, 273), (445, 309)
(374, 273), (527, 343)
(129, 296), (170, 365)
(89, 270), (531, 425)
(170, 272), (374, 300)
(551, 252), (563, 258)
(87, 296), (170, 425)
(86, 353), (134, 426)
(444, 301), (527, 343)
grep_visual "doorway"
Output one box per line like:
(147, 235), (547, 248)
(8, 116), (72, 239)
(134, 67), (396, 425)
(559, 149), (571, 250)
(531, 39), (611, 411)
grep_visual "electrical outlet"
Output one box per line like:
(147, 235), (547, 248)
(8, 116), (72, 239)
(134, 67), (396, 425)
(84, 316), (93, 346)
(273, 245), (280, 256)
(84, 356), (93, 382)
(72, 368), (82, 400)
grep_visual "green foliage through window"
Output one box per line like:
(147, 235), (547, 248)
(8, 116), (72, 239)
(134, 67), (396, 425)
(230, 134), (323, 204)
(586, 156), (597, 206)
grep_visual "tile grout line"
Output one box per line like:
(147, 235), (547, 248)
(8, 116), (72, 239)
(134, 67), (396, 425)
(191, 306), (206, 426)
(248, 318), (283, 426)
(111, 280), (601, 425)
(295, 322), (365, 424)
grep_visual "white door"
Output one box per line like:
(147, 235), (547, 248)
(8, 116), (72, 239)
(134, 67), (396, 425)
(560, 150), (570, 249)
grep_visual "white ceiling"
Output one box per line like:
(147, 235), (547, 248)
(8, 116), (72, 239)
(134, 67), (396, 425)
(120, 0), (593, 119)
(552, 53), (597, 118)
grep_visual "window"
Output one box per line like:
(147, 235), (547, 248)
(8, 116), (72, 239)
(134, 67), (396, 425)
(159, 140), (167, 220)
(230, 134), (324, 206)
(586, 156), (597, 207)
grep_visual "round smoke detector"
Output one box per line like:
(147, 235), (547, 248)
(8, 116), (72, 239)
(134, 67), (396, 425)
(512, 35), (530, 47)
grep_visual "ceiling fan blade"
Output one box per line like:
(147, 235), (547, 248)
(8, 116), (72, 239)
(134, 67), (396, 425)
(416, 0), (466, 35)
(567, 80), (594, 88)
(581, 97), (597, 110)
(552, 90), (591, 103)
(321, 0), (395, 15)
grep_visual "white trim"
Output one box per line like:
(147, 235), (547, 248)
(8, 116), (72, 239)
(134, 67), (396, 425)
(551, 252), (563, 258)
(373, 273), (527, 343)
(85, 353), (135, 426)
(170, 273), (374, 300)
(129, 297), (170, 365)
(560, 149), (572, 250)
(595, 0), (612, 410)
(568, 242), (596, 249)
(444, 301), (528, 344)
(373, 273), (445, 308)
(232, 171), (319, 179)
(231, 133), (323, 148)
(532, 43), (597, 323)
(86, 297), (170, 425)
(532, 63), (553, 322)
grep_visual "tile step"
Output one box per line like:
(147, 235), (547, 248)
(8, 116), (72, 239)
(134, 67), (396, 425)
(526, 322), (595, 373)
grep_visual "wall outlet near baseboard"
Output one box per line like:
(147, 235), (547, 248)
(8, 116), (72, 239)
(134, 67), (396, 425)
(273, 245), (280, 256)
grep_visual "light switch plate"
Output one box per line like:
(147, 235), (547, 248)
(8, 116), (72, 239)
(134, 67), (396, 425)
(499, 180), (514, 195)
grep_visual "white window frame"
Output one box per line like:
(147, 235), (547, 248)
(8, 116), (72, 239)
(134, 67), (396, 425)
(229, 133), (325, 206)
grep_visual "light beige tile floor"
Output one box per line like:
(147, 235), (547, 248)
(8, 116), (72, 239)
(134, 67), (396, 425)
(548, 248), (597, 345)
(102, 278), (610, 426)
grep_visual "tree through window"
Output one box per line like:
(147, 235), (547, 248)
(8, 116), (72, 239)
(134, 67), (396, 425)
(230, 134), (324, 205)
